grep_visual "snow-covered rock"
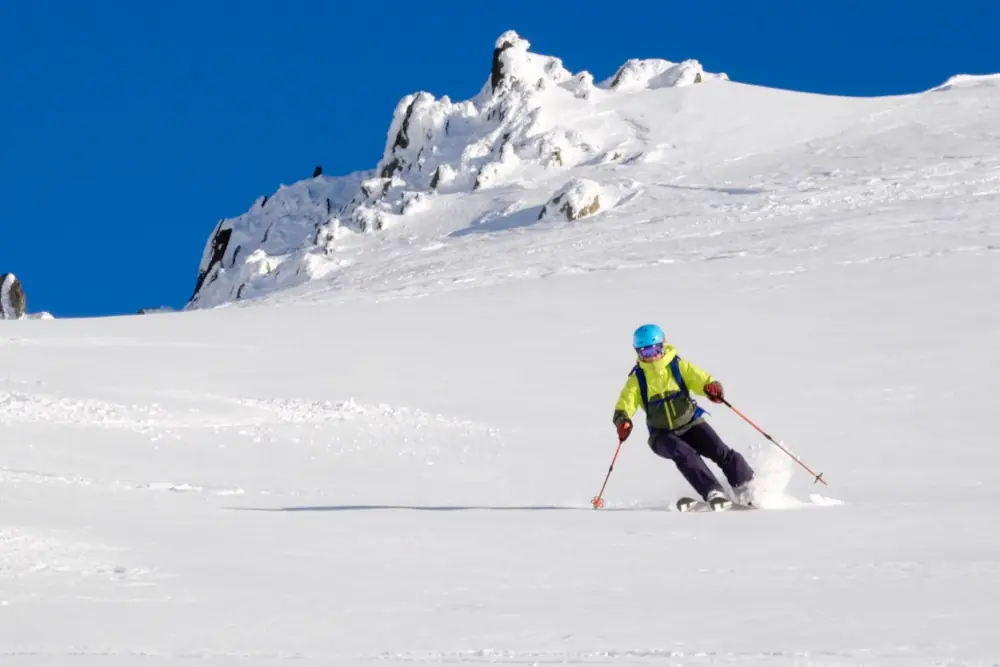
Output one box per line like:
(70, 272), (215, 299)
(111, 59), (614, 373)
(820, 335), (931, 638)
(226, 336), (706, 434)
(1, 272), (26, 320)
(601, 58), (726, 91)
(370, 31), (583, 198)
(187, 31), (724, 308)
(537, 178), (609, 222)
(930, 73), (1000, 92)
(189, 172), (367, 308)
(489, 30), (574, 95)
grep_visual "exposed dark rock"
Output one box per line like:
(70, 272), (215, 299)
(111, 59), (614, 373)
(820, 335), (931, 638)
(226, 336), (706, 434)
(609, 66), (627, 89)
(570, 194), (601, 220)
(491, 36), (518, 93)
(380, 97), (420, 179)
(192, 222), (232, 300)
(0, 273), (26, 319)
(538, 188), (602, 222)
(380, 158), (401, 180)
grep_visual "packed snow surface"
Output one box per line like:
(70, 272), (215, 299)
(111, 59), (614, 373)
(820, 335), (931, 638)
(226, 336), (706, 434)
(3, 37), (1000, 667)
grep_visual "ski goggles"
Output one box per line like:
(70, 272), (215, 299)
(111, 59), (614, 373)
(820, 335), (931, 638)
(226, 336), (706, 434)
(636, 343), (665, 360)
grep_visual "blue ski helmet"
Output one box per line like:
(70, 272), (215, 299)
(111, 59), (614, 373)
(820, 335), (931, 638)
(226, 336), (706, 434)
(632, 324), (665, 349)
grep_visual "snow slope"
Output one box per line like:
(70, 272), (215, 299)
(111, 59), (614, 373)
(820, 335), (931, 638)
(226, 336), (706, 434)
(3, 39), (1000, 667)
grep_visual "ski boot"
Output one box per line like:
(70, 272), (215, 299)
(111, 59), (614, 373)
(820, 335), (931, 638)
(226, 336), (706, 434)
(706, 489), (732, 512)
(732, 482), (756, 508)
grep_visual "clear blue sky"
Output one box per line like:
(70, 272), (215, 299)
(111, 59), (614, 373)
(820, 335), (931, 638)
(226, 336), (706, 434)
(1, 1), (997, 318)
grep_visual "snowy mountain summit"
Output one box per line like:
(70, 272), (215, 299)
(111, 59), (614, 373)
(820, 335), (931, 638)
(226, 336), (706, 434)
(188, 31), (999, 313)
(188, 31), (723, 308)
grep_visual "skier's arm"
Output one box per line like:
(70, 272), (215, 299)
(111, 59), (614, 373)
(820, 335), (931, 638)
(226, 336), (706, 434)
(612, 374), (641, 427)
(678, 358), (714, 396)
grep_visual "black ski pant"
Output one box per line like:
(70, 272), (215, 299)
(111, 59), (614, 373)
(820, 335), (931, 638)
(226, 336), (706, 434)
(649, 421), (754, 500)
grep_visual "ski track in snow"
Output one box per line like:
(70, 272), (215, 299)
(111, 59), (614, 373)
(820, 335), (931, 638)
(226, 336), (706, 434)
(0, 467), (248, 497)
(0, 390), (498, 440)
(2, 647), (992, 666)
(0, 386), (505, 503)
(376, 647), (999, 666)
(0, 526), (156, 594)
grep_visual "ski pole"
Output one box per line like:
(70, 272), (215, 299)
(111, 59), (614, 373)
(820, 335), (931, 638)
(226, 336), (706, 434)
(591, 438), (625, 509)
(722, 399), (828, 486)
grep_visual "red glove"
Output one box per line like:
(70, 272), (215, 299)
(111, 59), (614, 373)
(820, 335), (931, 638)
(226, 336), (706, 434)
(704, 381), (725, 403)
(616, 419), (633, 441)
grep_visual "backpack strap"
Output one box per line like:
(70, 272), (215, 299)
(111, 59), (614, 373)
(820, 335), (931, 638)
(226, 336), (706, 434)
(633, 357), (706, 428)
(669, 356), (688, 395)
(631, 364), (650, 409)
(671, 355), (708, 421)
(632, 357), (693, 411)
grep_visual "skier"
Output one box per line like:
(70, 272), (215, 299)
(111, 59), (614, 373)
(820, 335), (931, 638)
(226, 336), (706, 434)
(612, 323), (755, 510)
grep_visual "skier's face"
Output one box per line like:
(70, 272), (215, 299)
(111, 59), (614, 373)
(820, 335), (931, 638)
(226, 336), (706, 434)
(636, 343), (665, 362)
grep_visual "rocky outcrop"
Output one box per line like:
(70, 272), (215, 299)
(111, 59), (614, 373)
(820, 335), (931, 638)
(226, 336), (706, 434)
(379, 97), (420, 180)
(538, 179), (608, 222)
(188, 172), (367, 309)
(1, 272), (26, 319)
(191, 222), (232, 300)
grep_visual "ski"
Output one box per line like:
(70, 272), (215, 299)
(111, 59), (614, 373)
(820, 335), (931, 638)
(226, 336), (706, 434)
(675, 496), (755, 512)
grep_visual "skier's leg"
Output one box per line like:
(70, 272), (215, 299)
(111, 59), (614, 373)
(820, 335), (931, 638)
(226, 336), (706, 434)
(680, 422), (754, 489)
(650, 430), (725, 500)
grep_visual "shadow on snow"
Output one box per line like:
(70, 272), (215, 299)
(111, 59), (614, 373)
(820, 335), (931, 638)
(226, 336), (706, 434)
(228, 504), (670, 513)
(448, 205), (545, 238)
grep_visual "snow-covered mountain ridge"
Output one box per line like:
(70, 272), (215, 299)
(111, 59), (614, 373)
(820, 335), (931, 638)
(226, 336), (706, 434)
(187, 31), (726, 308)
(188, 31), (1000, 310)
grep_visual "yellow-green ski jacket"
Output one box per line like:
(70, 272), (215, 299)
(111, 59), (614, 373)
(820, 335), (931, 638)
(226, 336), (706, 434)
(613, 345), (713, 435)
